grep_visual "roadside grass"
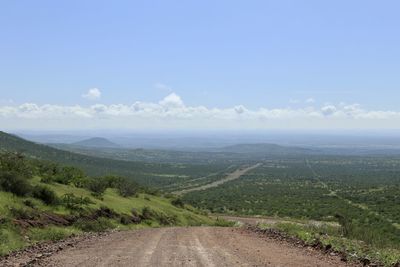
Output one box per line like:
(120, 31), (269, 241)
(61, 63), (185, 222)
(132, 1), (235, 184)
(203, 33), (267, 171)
(28, 226), (82, 243)
(258, 222), (400, 267)
(0, 224), (25, 256)
(30, 176), (214, 226)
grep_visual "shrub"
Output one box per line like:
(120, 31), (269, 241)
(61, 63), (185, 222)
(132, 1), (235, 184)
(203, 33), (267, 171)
(0, 171), (32, 196)
(140, 206), (156, 220)
(32, 185), (59, 205)
(62, 193), (94, 210)
(36, 161), (59, 183)
(86, 178), (108, 196)
(156, 213), (177, 226)
(23, 200), (36, 209)
(140, 207), (177, 225)
(171, 198), (185, 208)
(54, 166), (85, 186)
(119, 214), (138, 225)
(117, 180), (137, 198)
(0, 152), (32, 178)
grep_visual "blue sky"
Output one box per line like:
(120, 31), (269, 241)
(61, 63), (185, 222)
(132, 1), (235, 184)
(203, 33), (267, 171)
(1, 1), (400, 130)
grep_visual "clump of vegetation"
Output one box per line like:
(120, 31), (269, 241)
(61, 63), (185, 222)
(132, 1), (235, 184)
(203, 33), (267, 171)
(32, 185), (59, 205)
(86, 178), (108, 197)
(258, 222), (400, 267)
(171, 198), (185, 208)
(0, 172), (32, 197)
(62, 193), (94, 210)
(9, 207), (38, 221)
(213, 218), (236, 227)
(28, 226), (79, 242)
(140, 206), (177, 225)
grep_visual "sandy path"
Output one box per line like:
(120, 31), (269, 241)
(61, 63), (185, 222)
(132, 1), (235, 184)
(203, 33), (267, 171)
(175, 163), (262, 195)
(38, 227), (352, 267)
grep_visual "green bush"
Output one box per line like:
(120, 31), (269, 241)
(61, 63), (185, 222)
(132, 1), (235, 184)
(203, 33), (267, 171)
(62, 193), (94, 210)
(23, 199), (36, 209)
(156, 212), (177, 226)
(140, 206), (156, 220)
(117, 180), (137, 197)
(0, 172), (32, 196)
(171, 198), (185, 208)
(86, 178), (108, 196)
(32, 185), (59, 205)
(0, 152), (32, 178)
(54, 166), (85, 186)
(140, 207), (177, 225)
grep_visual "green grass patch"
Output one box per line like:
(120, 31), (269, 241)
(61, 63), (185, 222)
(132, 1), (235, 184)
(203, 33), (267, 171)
(259, 222), (400, 267)
(28, 226), (81, 243)
(0, 225), (25, 256)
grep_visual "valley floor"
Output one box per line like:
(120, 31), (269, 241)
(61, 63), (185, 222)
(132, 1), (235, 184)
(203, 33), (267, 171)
(5, 227), (355, 267)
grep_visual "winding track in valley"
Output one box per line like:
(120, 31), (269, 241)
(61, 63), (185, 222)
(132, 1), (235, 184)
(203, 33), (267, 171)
(174, 163), (262, 195)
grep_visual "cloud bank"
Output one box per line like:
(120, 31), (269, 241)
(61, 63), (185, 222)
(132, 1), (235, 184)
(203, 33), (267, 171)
(1, 93), (400, 130)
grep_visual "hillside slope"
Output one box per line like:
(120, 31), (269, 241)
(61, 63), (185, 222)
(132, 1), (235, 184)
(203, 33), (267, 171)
(0, 131), (219, 187)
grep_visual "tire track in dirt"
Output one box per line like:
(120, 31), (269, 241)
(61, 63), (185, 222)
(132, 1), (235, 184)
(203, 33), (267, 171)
(33, 227), (355, 267)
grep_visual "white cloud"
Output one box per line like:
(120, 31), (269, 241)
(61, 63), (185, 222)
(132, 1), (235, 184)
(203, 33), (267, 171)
(159, 93), (184, 108)
(1, 92), (400, 130)
(82, 88), (101, 100)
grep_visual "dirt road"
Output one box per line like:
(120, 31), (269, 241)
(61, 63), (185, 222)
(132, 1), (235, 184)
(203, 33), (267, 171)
(36, 227), (351, 267)
(175, 163), (262, 195)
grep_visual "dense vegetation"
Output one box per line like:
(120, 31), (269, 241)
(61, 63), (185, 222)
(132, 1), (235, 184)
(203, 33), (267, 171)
(183, 157), (400, 250)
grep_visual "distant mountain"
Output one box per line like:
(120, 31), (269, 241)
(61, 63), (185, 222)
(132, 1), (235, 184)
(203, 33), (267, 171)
(72, 137), (120, 148)
(218, 143), (314, 155)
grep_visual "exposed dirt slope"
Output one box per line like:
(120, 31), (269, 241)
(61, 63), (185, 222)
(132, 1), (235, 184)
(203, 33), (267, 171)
(25, 227), (354, 267)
